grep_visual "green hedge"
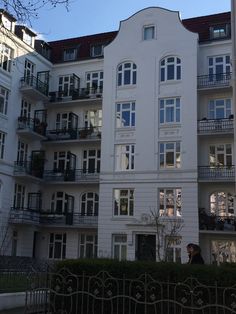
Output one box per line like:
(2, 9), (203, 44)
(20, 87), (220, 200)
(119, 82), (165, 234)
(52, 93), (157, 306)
(54, 259), (236, 286)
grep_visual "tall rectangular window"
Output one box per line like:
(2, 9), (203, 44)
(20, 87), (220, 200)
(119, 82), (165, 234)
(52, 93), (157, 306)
(143, 25), (155, 40)
(58, 75), (75, 97)
(209, 144), (232, 166)
(159, 142), (181, 169)
(113, 234), (127, 260)
(115, 144), (135, 171)
(160, 98), (180, 124)
(116, 102), (135, 128)
(159, 188), (182, 217)
(0, 43), (13, 72)
(0, 132), (5, 159)
(165, 236), (182, 263)
(86, 71), (103, 94)
(48, 233), (66, 259)
(0, 86), (9, 115)
(83, 149), (100, 173)
(208, 98), (231, 119)
(13, 184), (25, 209)
(79, 234), (97, 258)
(114, 189), (134, 216)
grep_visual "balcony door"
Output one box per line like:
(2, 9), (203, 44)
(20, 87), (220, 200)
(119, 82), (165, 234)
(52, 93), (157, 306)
(136, 234), (156, 261)
(209, 144), (232, 167)
(208, 55), (230, 81)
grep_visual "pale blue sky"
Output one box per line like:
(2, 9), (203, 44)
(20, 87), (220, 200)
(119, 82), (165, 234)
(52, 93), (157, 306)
(32, 0), (231, 41)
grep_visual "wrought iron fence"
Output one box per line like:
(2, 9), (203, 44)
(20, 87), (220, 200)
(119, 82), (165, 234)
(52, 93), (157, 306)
(20, 75), (49, 96)
(25, 268), (236, 314)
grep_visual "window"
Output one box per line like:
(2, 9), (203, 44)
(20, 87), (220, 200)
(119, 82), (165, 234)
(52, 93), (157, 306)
(56, 113), (72, 130)
(49, 233), (66, 259)
(210, 24), (230, 39)
(83, 149), (100, 173)
(51, 192), (74, 215)
(208, 98), (231, 119)
(211, 240), (236, 265)
(210, 192), (234, 217)
(0, 43), (13, 72)
(53, 151), (72, 172)
(63, 48), (77, 61)
(58, 75), (76, 97)
(20, 99), (31, 118)
(116, 102), (135, 128)
(79, 234), (97, 258)
(113, 234), (127, 260)
(209, 144), (232, 166)
(165, 236), (182, 263)
(86, 71), (103, 94)
(115, 144), (135, 171)
(13, 184), (25, 209)
(117, 62), (137, 86)
(114, 189), (134, 216)
(0, 132), (5, 159)
(24, 59), (34, 78)
(23, 32), (33, 46)
(17, 140), (28, 163)
(159, 98), (180, 124)
(159, 142), (181, 169)
(208, 55), (231, 79)
(0, 86), (9, 115)
(84, 110), (102, 128)
(91, 44), (104, 57)
(143, 25), (155, 40)
(159, 189), (182, 217)
(81, 192), (99, 215)
(160, 56), (181, 82)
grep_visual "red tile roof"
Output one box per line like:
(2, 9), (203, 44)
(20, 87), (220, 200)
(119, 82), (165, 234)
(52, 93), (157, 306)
(48, 11), (231, 64)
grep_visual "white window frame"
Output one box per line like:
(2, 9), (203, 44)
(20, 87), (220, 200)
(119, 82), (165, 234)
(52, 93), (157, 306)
(51, 191), (69, 214)
(56, 112), (71, 130)
(209, 144), (232, 167)
(23, 31), (33, 46)
(117, 62), (137, 87)
(91, 44), (104, 57)
(0, 132), (5, 159)
(83, 149), (100, 173)
(58, 74), (76, 97)
(208, 98), (231, 119)
(210, 191), (234, 217)
(17, 140), (28, 163)
(53, 151), (70, 172)
(114, 189), (134, 216)
(24, 59), (35, 78)
(81, 192), (99, 215)
(210, 24), (230, 39)
(159, 98), (180, 124)
(160, 56), (181, 82)
(86, 71), (103, 94)
(13, 183), (25, 209)
(0, 86), (9, 115)
(63, 48), (77, 61)
(159, 142), (181, 169)
(115, 144), (135, 171)
(113, 234), (127, 261)
(208, 55), (231, 76)
(79, 234), (97, 258)
(0, 42), (13, 72)
(211, 240), (236, 265)
(48, 233), (66, 259)
(159, 188), (182, 217)
(143, 25), (155, 40)
(84, 110), (102, 128)
(116, 102), (135, 128)
(165, 236), (182, 263)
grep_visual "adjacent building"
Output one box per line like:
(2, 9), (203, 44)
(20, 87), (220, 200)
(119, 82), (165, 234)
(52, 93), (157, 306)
(0, 6), (235, 264)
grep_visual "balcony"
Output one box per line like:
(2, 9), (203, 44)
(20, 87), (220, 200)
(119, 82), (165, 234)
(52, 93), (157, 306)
(20, 76), (49, 101)
(14, 160), (44, 179)
(17, 117), (47, 139)
(45, 127), (101, 142)
(197, 73), (231, 90)
(198, 117), (234, 135)
(199, 211), (236, 232)
(9, 208), (98, 228)
(43, 169), (100, 183)
(198, 165), (235, 181)
(48, 87), (103, 104)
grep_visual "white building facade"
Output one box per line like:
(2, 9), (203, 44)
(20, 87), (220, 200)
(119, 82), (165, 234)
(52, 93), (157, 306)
(0, 6), (235, 264)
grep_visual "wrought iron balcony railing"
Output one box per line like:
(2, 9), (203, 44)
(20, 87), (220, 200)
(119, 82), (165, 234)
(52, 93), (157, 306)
(49, 86), (103, 102)
(14, 161), (44, 178)
(199, 212), (236, 232)
(198, 117), (234, 134)
(43, 168), (100, 182)
(9, 208), (98, 227)
(198, 165), (235, 180)
(46, 127), (101, 141)
(197, 72), (231, 89)
(17, 117), (47, 136)
(20, 75), (49, 96)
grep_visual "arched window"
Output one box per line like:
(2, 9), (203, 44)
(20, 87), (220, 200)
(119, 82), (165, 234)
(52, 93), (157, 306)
(210, 192), (234, 216)
(160, 56), (181, 82)
(117, 62), (137, 87)
(51, 191), (74, 215)
(81, 192), (99, 216)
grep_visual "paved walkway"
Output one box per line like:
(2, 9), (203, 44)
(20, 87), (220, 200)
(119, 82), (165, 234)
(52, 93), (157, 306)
(0, 307), (25, 314)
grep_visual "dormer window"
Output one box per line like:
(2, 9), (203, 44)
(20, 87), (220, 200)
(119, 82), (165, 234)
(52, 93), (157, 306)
(143, 25), (155, 40)
(63, 48), (77, 61)
(0, 10), (16, 32)
(23, 32), (33, 46)
(210, 24), (230, 40)
(91, 44), (104, 57)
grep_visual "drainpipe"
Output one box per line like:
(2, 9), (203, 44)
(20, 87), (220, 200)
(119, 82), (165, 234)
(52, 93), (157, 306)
(231, 0), (236, 215)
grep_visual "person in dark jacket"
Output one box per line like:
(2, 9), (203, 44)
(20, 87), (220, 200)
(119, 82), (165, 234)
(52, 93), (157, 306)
(187, 243), (205, 264)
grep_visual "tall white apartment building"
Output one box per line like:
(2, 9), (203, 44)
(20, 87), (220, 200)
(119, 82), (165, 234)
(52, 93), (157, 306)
(0, 6), (235, 264)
